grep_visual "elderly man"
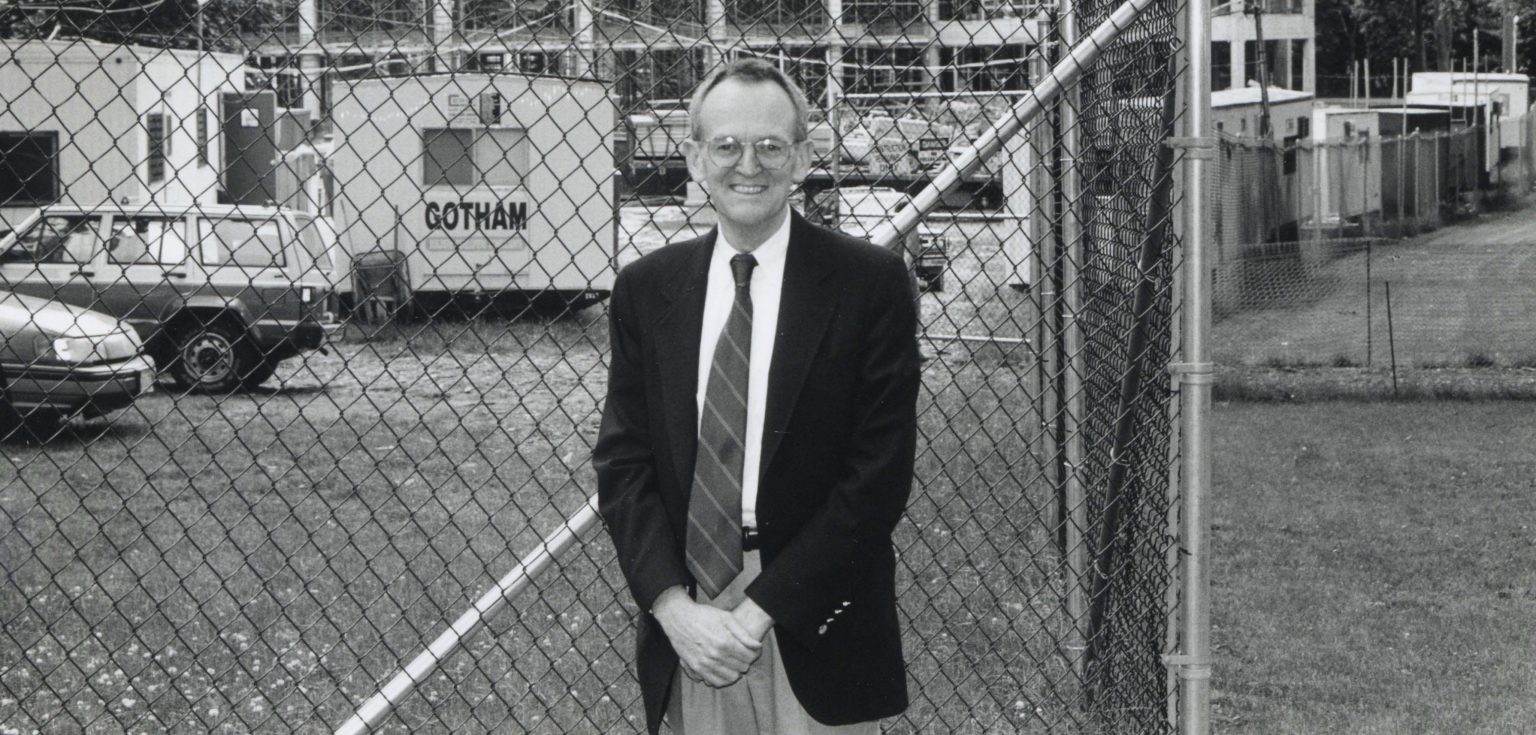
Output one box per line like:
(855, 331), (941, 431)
(595, 58), (921, 734)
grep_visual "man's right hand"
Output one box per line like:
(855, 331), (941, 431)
(651, 586), (762, 688)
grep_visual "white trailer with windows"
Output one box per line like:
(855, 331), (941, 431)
(327, 73), (616, 313)
(0, 39), (246, 232)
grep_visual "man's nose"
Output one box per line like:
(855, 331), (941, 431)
(734, 146), (763, 174)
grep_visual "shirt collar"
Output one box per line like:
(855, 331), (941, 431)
(713, 208), (791, 272)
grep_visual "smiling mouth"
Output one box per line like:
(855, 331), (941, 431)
(730, 184), (768, 194)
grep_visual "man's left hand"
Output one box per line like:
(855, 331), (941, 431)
(733, 597), (774, 642)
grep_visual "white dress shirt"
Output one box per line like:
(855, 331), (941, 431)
(695, 210), (790, 528)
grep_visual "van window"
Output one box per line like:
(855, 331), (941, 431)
(202, 218), (286, 268)
(109, 216), (187, 265)
(2, 215), (104, 264)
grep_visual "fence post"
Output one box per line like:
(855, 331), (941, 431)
(1365, 239), (1372, 366)
(1174, 0), (1213, 731)
(1053, 0), (1090, 683)
(1385, 280), (1400, 397)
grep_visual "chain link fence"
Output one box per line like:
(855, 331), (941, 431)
(1211, 113), (1536, 370)
(1213, 236), (1536, 369)
(1, 0), (1190, 731)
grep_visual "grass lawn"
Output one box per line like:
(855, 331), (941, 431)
(1212, 400), (1536, 733)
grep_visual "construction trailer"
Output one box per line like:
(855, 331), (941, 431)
(327, 73), (617, 314)
(1210, 85), (1315, 142)
(0, 39), (246, 231)
(1407, 72), (1530, 176)
(1308, 106), (1382, 233)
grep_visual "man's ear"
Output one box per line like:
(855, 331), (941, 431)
(789, 139), (815, 184)
(681, 139), (708, 193)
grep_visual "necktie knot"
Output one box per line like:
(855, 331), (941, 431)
(729, 254), (757, 290)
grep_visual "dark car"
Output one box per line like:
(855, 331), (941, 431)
(1, 290), (155, 433)
(0, 203), (341, 393)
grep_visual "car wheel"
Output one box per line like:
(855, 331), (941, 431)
(173, 321), (256, 394)
(0, 395), (23, 443)
(239, 360), (277, 390)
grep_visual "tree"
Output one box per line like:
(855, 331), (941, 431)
(1318, 0), (1536, 82)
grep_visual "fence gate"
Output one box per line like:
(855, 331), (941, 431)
(0, 0), (1194, 731)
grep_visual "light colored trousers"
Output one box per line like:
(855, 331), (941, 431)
(667, 550), (880, 735)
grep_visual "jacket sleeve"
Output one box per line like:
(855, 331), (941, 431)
(744, 252), (921, 647)
(594, 267), (691, 613)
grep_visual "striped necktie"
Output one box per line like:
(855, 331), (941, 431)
(687, 252), (757, 598)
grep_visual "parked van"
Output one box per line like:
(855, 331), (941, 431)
(0, 203), (341, 392)
(328, 73), (616, 314)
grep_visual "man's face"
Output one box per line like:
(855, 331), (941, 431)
(684, 79), (812, 244)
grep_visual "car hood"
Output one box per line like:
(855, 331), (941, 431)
(0, 290), (125, 338)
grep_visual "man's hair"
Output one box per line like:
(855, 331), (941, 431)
(687, 57), (811, 143)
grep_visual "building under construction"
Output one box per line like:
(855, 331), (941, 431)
(246, 0), (1047, 121)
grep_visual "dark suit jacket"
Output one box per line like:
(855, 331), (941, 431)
(594, 210), (921, 733)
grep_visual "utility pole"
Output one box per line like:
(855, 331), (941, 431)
(1414, 0), (1428, 72)
(1438, 0), (1454, 71)
(1246, 0), (1272, 138)
(1503, 3), (1518, 72)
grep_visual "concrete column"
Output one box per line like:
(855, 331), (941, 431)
(706, 0), (727, 69)
(431, 0), (457, 72)
(297, 0), (321, 117)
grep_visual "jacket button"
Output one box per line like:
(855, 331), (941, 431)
(818, 624), (828, 635)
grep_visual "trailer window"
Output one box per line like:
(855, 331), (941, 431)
(202, 218), (286, 268)
(481, 129), (529, 186)
(422, 127), (530, 188)
(423, 128), (476, 186)
(146, 113), (169, 184)
(0, 131), (60, 205)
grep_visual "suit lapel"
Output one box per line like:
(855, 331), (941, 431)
(760, 213), (839, 480)
(655, 232), (714, 491)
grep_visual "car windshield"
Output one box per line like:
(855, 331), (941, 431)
(293, 215), (335, 273)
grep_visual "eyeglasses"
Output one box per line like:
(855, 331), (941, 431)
(699, 136), (797, 170)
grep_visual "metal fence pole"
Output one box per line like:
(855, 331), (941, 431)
(1176, 0), (1213, 731)
(1055, 0), (1090, 681)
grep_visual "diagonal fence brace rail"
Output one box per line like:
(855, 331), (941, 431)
(869, 0), (1162, 251)
(335, 497), (604, 735)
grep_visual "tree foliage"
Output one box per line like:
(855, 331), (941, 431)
(1318, 0), (1536, 79)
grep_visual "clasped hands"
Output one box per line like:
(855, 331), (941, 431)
(652, 585), (775, 688)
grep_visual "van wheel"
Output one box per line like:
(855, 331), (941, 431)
(173, 322), (255, 394)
